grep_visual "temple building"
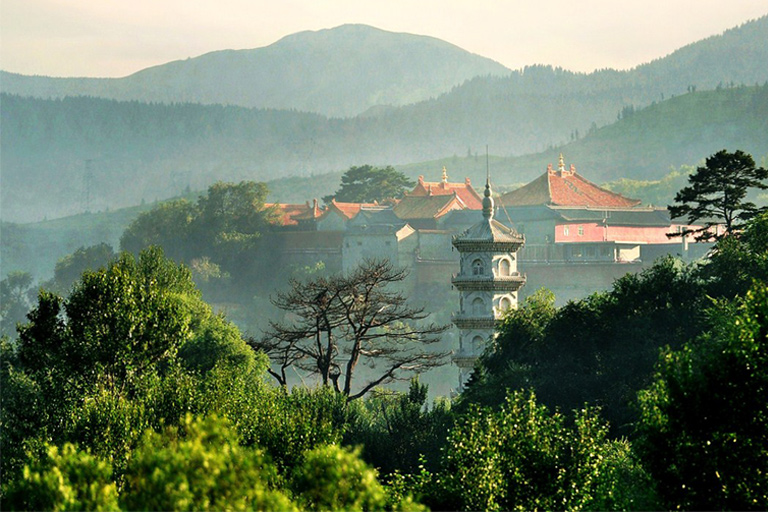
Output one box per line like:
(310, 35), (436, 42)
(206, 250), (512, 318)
(451, 174), (525, 386)
(499, 154), (695, 264)
(408, 166), (483, 210)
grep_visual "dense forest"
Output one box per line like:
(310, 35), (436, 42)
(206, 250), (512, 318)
(2, 165), (768, 509)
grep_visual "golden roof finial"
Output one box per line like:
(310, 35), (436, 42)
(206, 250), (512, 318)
(558, 153), (565, 173)
(441, 166), (448, 183)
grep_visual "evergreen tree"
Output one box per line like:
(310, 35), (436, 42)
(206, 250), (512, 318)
(668, 149), (768, 240)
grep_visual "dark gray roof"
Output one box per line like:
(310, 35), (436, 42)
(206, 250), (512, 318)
(551, 207), (672, 226)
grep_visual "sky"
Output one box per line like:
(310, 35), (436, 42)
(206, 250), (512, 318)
(2, 0), (767, 78)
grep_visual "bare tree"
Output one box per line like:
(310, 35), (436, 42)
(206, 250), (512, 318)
(253, 260), (449, 400)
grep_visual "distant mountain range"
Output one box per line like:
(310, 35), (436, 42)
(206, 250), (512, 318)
(1, 17), (767, 223)
(0, 24), (510, 118)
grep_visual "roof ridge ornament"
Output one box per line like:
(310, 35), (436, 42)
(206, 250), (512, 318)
(442, 166), (448, 183)
(558, 153), (565, 173)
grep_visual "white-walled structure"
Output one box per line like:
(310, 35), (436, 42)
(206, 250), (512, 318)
(451, 175), (525, 387)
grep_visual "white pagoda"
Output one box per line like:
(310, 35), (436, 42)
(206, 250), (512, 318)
(451, 174), (525, 387)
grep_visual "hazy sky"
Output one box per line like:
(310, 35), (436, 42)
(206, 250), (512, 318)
(2, 0), (766, 77)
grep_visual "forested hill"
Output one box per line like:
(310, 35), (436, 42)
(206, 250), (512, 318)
(3, 84), (767, 223)
(2, 16), (767, 124)
(0, 24), (510, 118)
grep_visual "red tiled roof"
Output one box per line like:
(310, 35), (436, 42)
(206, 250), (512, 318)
(266, 200), (324, 226)
(408, 170), (483, 210)
(326, 199), (379, 220)
(499, 163), (641, 208)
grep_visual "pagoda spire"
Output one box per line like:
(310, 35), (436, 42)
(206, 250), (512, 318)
(483, 151), (494, 219)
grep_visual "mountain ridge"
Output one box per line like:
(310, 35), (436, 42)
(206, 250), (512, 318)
(0, 24), (511, 118)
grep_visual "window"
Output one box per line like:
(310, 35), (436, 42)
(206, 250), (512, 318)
(472, 297), (485, 316)
(499, 258), (511, 276)
(471, 335), (484, 354)
(564, 226), (570, 236)
(585, 246), (596, 258)
(472, 259), (484, 276)
(499, 297), (512, 311)
(578, 225), (584, 236)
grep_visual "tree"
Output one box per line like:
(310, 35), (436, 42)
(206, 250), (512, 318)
(668, 149), (768, 241)
(0, 270), (34, 337)
(121, 414), (296, 511)
(43, 243), (115, 295)
(636, 282), (768, 510)
(414, 391), (656, 511)
(700, 211), (768, 298)
(120, 199), (197, 262)
(322, 165), (414, 204)
(291, 445), (387, 511)
(461, 257), (708, 436)
(255, 260), (448, 400)
(1, 247), (258, 479)
(2, 443), (119, 512)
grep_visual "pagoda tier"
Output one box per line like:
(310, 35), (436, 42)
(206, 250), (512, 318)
(451, 314), (496, 330)
(451, 274), (526, 291)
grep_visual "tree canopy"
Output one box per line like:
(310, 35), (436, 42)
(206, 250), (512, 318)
(668, 149), (768, 240)
(322, 165), (414, 204)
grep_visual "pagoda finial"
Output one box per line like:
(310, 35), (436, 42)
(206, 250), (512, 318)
(558, 153), (565, 173)
(483, 146), (494, 220)
(441, 166), (448, 183)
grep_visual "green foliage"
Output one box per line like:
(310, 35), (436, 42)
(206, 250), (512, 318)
(669, 149), (768, 240)
(323, 165), (415, 203)
(463, 259), (708, 434)
(292, 445), (387, 511)
(701, 211), (768, 298)
(122, 414), (296, 512)
(1, 247), (260, 480)
(3, 443), (119, 512)
(43, 243), (116, 295)
(120, 199), (196, 262)
(345, 378), (453, 475)
(120, 182), (277, 277)
(424, 391), (656, 511)
(0, 270), (34, 337)
(636, 282), (768, 510)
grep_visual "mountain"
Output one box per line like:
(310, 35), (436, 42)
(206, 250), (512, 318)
(2, 16), (767, 223)
(0, 24), (511, 118)
(3, 84), (766, 223)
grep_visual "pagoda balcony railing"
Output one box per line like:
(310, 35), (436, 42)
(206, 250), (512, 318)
(451, 272), (526, 291)
(452, 350), (480, 369)
(451, 314), (497, 329)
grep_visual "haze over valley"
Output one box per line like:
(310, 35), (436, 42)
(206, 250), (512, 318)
(2, 17), (768, 223)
